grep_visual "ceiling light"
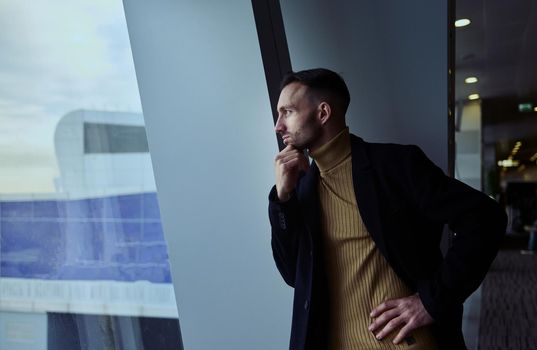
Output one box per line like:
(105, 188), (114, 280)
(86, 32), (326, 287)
(465, 77), (478, 84)
(534, 107), (537, 112)
(498, 159), (519, 167)
(455, 19), (471, 27)
(468, 94), (480, 100)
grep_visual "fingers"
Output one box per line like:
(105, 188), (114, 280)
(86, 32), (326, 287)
(273, 145), (310, 201)
(393, 323), (414, 344)
(368, 308), (400, 333)
(276, 152), (303, 165)
(278, 158), (303, 174)
(275, 147), (308, 172)
(275, 156), (305, 177)
(275, 145), (304, 162)
(370, 299), (398, 318)
(372, 315), (405, 341)
(369, 294), (434, 344)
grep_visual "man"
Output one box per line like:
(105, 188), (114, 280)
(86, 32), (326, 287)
(268, 68), (506, 350)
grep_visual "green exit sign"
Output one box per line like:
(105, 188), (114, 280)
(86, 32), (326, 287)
(518, 103), (533, 112)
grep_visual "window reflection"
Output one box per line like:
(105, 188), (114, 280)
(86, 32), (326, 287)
(0, 2), (181, 349)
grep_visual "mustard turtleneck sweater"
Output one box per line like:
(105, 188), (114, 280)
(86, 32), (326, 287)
(309, 128), (436, 350)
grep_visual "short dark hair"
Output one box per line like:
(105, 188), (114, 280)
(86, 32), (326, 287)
(280, 68), (350, 113)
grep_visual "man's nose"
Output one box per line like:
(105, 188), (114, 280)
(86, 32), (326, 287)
(275, 115), (285, 133)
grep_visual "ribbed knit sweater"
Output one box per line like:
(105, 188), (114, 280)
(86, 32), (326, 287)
(309, 128), (436, 349)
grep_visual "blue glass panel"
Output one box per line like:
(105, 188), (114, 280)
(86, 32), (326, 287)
(0, 201), (33, 218)
(89, 197), (118, 219)
(32, 222), (64, 278)
(32, 221), (64, 251)
(118, 222), (142, 243)
(33, 200), (63, 219)
(117, 194), (142, 219)
(0, 220), (41, 278)
(142, 222), (164, 241)
(119, 264), (171, 283)
(1, 195), (172, 283)
(63, 221), (100, 262)
(58, 265), (122, 281)
(139, 244), (168, 263)
(142, 192), (161, 219)
(63, 199), (91, 219)
(1, 221), (35, 250)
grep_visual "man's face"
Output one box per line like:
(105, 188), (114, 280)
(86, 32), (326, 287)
(275, 82), (321, 150)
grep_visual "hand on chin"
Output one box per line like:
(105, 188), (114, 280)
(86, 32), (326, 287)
(283, 137), (295, 148)
(282, 136), (305, 151)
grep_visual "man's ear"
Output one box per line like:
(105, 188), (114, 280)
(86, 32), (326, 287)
(318, 102), (332, 125)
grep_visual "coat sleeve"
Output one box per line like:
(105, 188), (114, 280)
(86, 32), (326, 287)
(268, 185), (304, 288)
(404, 146), (507, 323)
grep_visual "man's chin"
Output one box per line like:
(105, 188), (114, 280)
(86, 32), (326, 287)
(291, 143), (306, 151)
(282, 137), (306, 151)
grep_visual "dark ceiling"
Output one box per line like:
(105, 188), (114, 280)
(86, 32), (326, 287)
(455, 0), (537, 102)
(456, 0), (537, 173)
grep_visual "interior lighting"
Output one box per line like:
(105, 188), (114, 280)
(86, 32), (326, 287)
(465, 77), (478, 84)
(468, 94), (480, 100)
(519, 103), (533, 112)
(534, 107), (537, 112)
(511, 146), (521, 157)
(530, 152), (537, 162)
(455, 19), (471, 27)
(497, 159), (520, 167)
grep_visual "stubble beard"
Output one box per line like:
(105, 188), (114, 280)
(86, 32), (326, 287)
(292, 126), (321, 151)
(283, 108), (321, 151)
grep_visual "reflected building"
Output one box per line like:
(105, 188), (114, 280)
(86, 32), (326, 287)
(54, 109), (154, 196)
(0, 110), (181, 349)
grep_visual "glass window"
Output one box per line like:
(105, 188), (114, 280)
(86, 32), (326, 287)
(0, 2), (182, 349)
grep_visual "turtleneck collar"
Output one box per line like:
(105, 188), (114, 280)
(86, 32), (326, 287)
(309, 127), (351, 173)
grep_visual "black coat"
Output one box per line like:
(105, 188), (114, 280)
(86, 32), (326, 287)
(268, 134), (506, 350)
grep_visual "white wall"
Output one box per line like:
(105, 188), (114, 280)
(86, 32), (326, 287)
(123, 1), (290, 349)
(280, 0), (448, 171)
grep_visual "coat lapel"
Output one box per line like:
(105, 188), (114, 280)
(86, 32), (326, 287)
(350, 135), (389, 258)
(297, 162), (321, 236)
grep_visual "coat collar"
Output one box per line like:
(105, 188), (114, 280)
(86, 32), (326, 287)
(349, 134), (388, 257)
(349, 134), (371, 171)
